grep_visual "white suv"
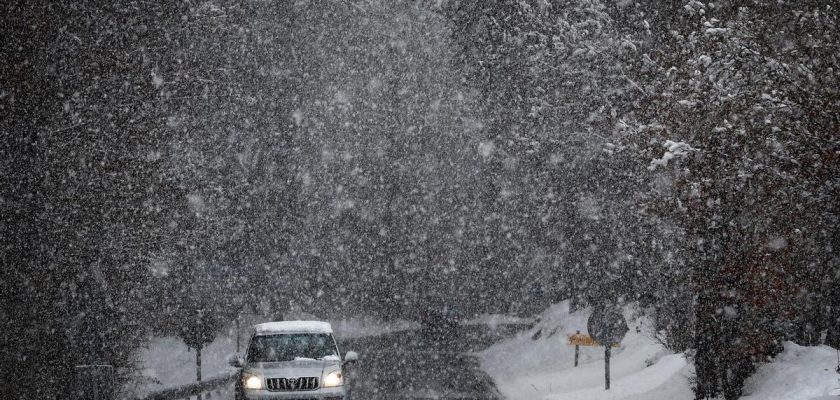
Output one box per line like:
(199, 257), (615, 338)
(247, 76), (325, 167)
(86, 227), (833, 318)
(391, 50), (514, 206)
(230, 321), (358, 400)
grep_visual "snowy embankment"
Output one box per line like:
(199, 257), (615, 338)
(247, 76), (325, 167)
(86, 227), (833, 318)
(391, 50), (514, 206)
(480, 301), (840, 400)
(741, 342), (840, 400)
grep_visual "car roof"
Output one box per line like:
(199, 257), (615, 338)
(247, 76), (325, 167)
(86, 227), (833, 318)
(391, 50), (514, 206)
(252, 320), (333, 335)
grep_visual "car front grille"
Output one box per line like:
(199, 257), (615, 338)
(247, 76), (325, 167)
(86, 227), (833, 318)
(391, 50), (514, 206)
(265, 376), (320, 391)
(274, 398), (318, 400)
(262, 397), (339, 400)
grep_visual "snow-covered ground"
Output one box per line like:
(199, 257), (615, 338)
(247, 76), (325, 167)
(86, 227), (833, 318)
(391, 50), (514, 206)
(741, 342), (840, 400)
(480, 301), (840, 400)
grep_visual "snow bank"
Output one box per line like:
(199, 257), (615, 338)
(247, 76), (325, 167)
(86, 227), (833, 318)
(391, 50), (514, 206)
(740, 342), (840, 400)
(480, 301), (840, 400)
(480, 301), (693, 400)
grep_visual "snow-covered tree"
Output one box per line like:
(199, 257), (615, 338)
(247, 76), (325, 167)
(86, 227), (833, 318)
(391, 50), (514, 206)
(615, 1), (840, 397)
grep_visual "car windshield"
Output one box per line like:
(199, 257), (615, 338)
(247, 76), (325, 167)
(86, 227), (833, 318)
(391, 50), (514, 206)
(246, 333), (338, 362)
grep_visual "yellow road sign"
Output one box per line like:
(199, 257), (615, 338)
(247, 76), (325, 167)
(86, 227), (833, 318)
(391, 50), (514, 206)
(568, 333), (620, 347)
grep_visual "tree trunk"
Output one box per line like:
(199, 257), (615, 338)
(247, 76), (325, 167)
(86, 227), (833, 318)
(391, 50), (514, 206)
(196, 345), (202, 382)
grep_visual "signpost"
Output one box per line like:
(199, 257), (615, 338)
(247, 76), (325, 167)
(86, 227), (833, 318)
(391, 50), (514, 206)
(568, 331), (620, 367)
(586, 307), (629, 390)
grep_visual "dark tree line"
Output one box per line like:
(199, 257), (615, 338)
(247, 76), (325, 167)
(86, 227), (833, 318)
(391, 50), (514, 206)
(2, 1), (188, 398)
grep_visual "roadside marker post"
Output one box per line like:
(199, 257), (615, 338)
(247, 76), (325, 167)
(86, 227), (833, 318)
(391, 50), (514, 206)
(587, 306), (629, 391)
(568, 332), (620, 367)
(605, 346), (611, 390)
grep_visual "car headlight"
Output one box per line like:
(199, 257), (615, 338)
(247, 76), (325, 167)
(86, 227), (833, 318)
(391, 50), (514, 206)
(322, 370), (343, 387)
(243, 374), (263, 390)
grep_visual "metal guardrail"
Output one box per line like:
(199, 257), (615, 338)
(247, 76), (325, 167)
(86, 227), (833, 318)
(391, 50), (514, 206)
(131, 373), (236, 400)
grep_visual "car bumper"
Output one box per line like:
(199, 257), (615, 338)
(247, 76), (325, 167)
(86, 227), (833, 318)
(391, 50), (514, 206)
(243, 386), (346, 400)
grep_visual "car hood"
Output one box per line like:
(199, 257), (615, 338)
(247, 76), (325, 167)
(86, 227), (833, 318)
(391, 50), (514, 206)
(247, 359), (336, 378)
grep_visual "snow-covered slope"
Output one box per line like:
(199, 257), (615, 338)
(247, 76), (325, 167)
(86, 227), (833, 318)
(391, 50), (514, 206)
(741, 342), (840, 400)
(480, 301), (840, 400)
(480, 301), (692, 400)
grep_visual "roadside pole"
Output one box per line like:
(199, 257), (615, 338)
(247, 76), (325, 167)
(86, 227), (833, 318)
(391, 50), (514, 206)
(587, 306), (628, 392)
(568, 331), (598, 367)
(236, 314), (241, 353)
(604, 346), (611, 390)
(197, 345), (202, 382)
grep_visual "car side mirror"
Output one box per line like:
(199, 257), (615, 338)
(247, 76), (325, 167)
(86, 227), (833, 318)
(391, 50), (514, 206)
(228, 354), (244, 368)
(343, 351), (359, 366)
